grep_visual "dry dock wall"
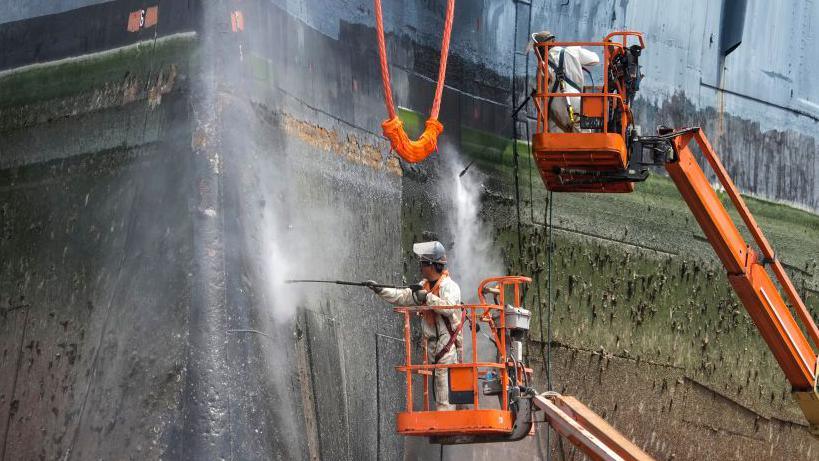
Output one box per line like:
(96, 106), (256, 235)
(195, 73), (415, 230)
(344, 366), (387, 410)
(0, 1), (818, 460)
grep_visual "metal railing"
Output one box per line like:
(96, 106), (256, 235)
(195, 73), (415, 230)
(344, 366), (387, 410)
(393, 276), (531, 413)
(532, 31), (644, 136)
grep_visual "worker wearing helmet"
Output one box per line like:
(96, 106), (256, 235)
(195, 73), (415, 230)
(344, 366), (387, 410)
(368, 241), (462, 411)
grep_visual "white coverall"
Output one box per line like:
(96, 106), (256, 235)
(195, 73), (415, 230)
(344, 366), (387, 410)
(378, 276), (462, 410)
(547, 45), (600, 132)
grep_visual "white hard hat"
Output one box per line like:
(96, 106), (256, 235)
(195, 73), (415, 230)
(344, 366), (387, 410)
(412, 241), (447, 264)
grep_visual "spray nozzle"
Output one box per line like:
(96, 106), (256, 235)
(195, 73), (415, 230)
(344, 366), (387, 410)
(458, 160), (476, 177)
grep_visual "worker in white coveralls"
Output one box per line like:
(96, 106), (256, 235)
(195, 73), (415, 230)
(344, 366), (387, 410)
(367, 241), (462, 411)
(531, 30), (600, 133)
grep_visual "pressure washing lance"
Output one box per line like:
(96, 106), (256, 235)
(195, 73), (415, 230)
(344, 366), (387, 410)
(284, 279), (410, 290)
(288, 278), (484, 333)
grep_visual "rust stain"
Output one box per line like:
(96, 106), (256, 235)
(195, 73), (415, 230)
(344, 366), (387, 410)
(147, 64), (177, 108)
(191, 128), (209, 150)
(281, 114), (401, 176)
(122, 63), (176, 107)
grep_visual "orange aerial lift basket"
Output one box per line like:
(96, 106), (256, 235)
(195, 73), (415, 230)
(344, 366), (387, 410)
(532, 31), (646, 193)
(394, 276), (535, 444)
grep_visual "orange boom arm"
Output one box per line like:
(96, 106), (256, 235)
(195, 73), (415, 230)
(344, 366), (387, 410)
(664, 129), (819, 431)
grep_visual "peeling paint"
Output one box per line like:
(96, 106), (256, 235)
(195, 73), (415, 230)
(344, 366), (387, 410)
(281, 113), (401, 176)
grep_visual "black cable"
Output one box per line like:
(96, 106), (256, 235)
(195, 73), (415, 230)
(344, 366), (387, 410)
(525, 105), (546, 376)
(375, 333), (381, 461)
(545, 191), (556, 461)
(511, 9), (525, 273)
(139, 1), (162, 141)
(513, 3), (554, 458)
(526, 125), (534, 222)
(583, 67), (595, 88)
(546, 191), (554, 390)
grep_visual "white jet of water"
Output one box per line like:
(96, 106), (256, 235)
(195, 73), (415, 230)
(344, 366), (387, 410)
(258, 206), (300, 322)
(444, 152), (504, 303)
(255, 199), (353, 323)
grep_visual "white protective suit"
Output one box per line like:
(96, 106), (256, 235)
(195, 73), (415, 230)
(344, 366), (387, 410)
(547, 45), (600, 132)
(378, 274), (462, 410)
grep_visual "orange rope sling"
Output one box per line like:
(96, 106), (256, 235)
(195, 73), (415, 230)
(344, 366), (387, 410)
(374, 0), (455, 163)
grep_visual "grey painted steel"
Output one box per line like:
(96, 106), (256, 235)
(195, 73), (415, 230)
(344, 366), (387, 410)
(0, 0), (114, 25)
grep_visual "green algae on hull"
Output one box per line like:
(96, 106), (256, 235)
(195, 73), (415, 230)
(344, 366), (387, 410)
(0, 33), (199, 110)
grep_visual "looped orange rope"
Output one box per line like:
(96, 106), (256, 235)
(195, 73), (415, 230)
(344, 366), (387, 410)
(374, 0), (454, 163)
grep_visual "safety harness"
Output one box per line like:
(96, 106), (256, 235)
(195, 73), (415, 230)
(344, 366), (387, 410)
(436, 310), (465, 363)
(422, 273), (466, 363)
(547, 48), (584, 130)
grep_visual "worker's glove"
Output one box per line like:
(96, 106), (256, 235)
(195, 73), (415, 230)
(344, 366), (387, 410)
(413, 289), (428, 304)
(365, 280), (383, 294)
(409, 282), (425, 293)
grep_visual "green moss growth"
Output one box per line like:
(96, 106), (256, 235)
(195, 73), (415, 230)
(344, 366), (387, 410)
(0, 33), (198, 109)
(396, 107), (424, 138)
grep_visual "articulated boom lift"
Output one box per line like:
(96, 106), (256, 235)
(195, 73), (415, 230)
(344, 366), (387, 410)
(393, 277), (654, 460)
(531, 32), (819, 435)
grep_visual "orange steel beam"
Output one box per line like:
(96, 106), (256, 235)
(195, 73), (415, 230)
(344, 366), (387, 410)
(422, 340), (429, 411)
(403, 311), (412, 412)
(604, 31), (645, 48)
(691, 132), (819, 350)
(533, 393), (654, 461)
(397, 362), (507, 371)
(665, 129), (817, 390)
(536, 41), (625, 47)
